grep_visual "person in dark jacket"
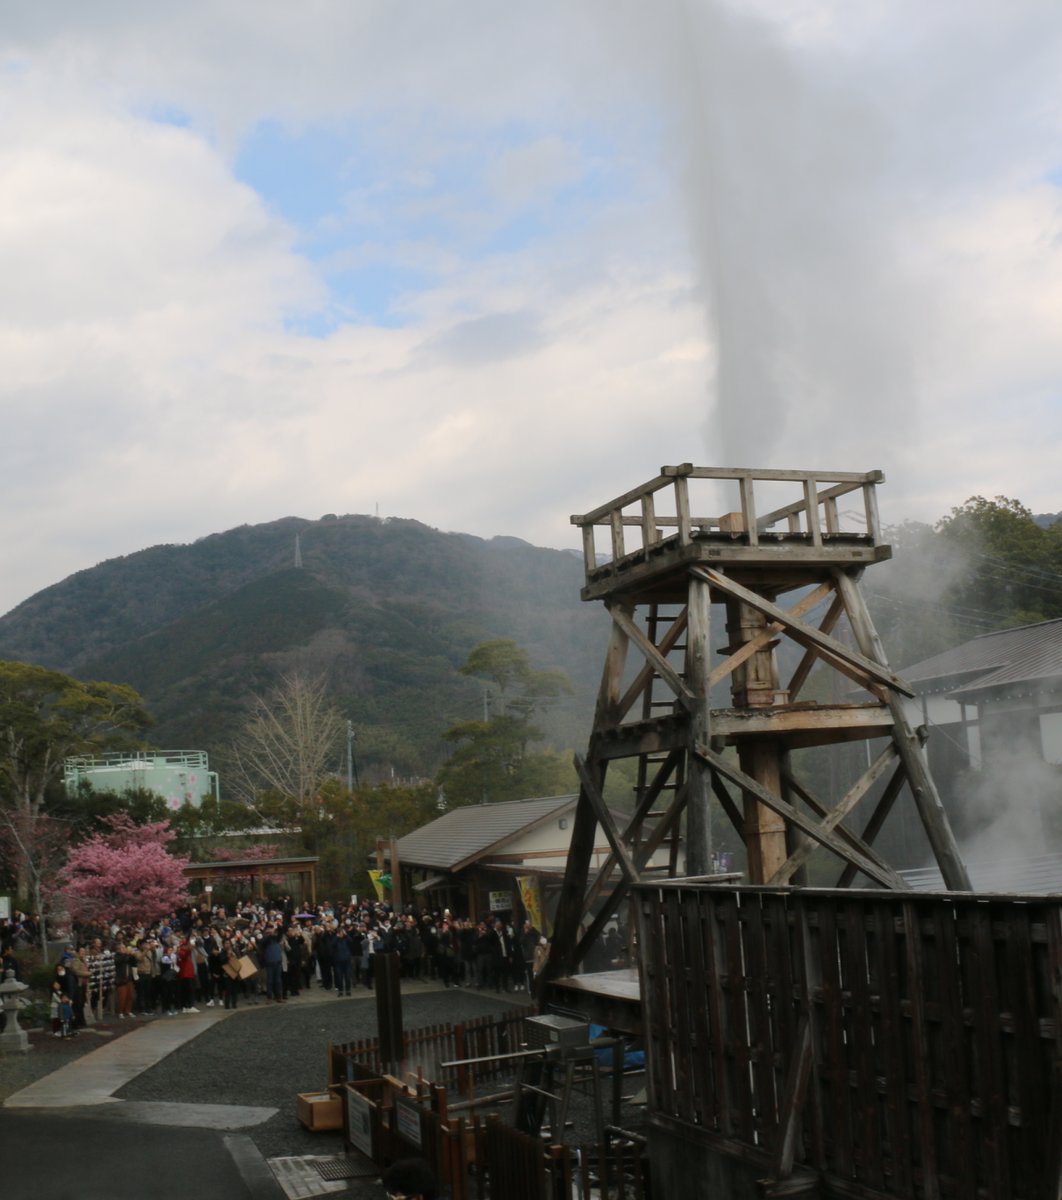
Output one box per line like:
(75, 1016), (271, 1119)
(260, 926), (285, 1002)
(315, 924), (334, 990)
(331, 925), (354, 996)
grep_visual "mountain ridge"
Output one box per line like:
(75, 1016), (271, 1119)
(0, 513), (606, 785)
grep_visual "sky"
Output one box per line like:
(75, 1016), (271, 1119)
(2, 0), (1061, 616)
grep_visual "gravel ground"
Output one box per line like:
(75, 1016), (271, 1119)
(116, 987), (530, 1164)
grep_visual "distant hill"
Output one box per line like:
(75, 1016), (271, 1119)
(1034, 512), (1061, 529)
(0, 514), (608, 785)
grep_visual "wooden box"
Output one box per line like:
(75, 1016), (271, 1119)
(296, 1089), (343, 1131)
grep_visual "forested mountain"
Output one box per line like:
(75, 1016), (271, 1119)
(0, 515), (608, 785)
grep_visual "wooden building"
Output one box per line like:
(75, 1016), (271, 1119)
(391, 794), (630, 920)
(901, 616), (1062, 780)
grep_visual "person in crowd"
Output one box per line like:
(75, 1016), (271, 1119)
(87, 938), (115, 1020)
(113, 936), (137, 1019)
(135, 938), (158, 1015)
(176, 935), (199, 1013)
(207, 934), (227, 1006)
(332, 924), (354, 996)
(434, 919), (459, 988)
(520, 920), (540, 991)
(284, 924), (306, 998)
(532, 935), (550, 982)
(490, 919), (513, 993)
(259, 923), (285, 1002)
(193, 927), (213, 1004)
(67, 945), (90, 1027)
(314, 922), (334, 991)
(473, 922), (493, 988)
(380, 1157), (438, 1200)
(221, 938), (243, 1010)
(50, 979), (66, 1038)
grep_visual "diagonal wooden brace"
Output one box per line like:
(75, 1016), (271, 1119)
(768, 745), (897, 885)
(608, 603), (696, 708)
(691, 566), (913, 698)
(695, 745), (910, 890)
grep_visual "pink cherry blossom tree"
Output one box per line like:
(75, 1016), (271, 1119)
(61, 813), (190, 925)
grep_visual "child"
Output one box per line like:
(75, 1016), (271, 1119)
(59, 990), (75, 1038)
(50, 980), (64, 1037)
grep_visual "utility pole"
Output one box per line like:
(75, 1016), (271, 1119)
(346, 720), (359, 791)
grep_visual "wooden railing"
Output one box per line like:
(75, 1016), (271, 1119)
(571, 465), (885, 577)
(329, 1010), (529, 1098)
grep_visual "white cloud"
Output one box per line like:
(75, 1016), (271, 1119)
(1, 1), (1062, 618)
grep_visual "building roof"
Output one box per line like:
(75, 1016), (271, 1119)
(395, 794), (578, 873)
(901, 618), (1062, 699)
(900, 852), (1062, 895)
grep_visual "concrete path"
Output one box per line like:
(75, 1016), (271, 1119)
(5, 1009), (226, 1108)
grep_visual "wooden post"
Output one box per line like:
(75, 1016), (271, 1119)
(376, 951), (404, 1070)
(834, 568), (971, 891)
(685, 571), (713, 875)
(389, 836), (402, 912)
(724, 598), (788, 883)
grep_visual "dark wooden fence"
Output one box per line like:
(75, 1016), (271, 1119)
(329, 1009), (527, 1098)
(635, 883), (1062, 1200)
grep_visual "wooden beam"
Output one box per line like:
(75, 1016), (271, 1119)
(573, 753), (640, 885)
(833, 568), (971, 891)
(708, 582), (833, 690)
(786, 594), (845, 701)
(595, 602), (632, 727)
(711, 703), (893, 740)
(711, 772), (746, 838)
(608, 602), (696, 708)
(583, 750), (683, 911)
(592, 715), (689, 761)
(685, 570), (713, 874)
(541, 765), (605, 987)
(616, 608), (688, 722)
(695, 746), (909, 889)
(782, 768), (902, 886)
(767, 746), (897, 885)
(771, 1015), (814, 1181)
(692, 566), (913, 697)
(834, 763), (908, 888)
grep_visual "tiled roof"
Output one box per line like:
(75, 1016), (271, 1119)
(900, 853), (1062, 895)
(901, 618), (1062, 697)
(395, 794), (578, 872)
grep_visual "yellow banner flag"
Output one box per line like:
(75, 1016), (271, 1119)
(517, 874), (548, 935)
(368, 869), (386, 902)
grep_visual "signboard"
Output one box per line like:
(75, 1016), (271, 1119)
(394, 1096), (423, 1148)
(344, 1086), (374, 1157)
(489, 891), (512, 913)
(0, 897), (10, 921)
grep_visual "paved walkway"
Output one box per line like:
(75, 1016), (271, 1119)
(3, 979), (432, 1115)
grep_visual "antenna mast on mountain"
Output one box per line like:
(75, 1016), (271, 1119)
(294, 533), (303, 568)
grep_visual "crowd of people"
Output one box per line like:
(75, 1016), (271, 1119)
(5, 896), (553, 1033)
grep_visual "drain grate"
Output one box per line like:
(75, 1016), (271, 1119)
(315, 1155), (379, 1181)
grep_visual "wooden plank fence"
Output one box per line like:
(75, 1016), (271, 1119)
(635, 883), (1062, 1200)
(329, 1009), (527, 1099)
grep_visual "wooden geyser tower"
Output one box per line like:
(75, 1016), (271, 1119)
(547, 465), (970, 983)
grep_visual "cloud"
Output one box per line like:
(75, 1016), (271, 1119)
(2, 1), (1062, 619)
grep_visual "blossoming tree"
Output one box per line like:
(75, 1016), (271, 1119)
(61, 814), (190, 925)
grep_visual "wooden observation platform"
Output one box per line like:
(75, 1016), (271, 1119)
(544, 465), (971, 994)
